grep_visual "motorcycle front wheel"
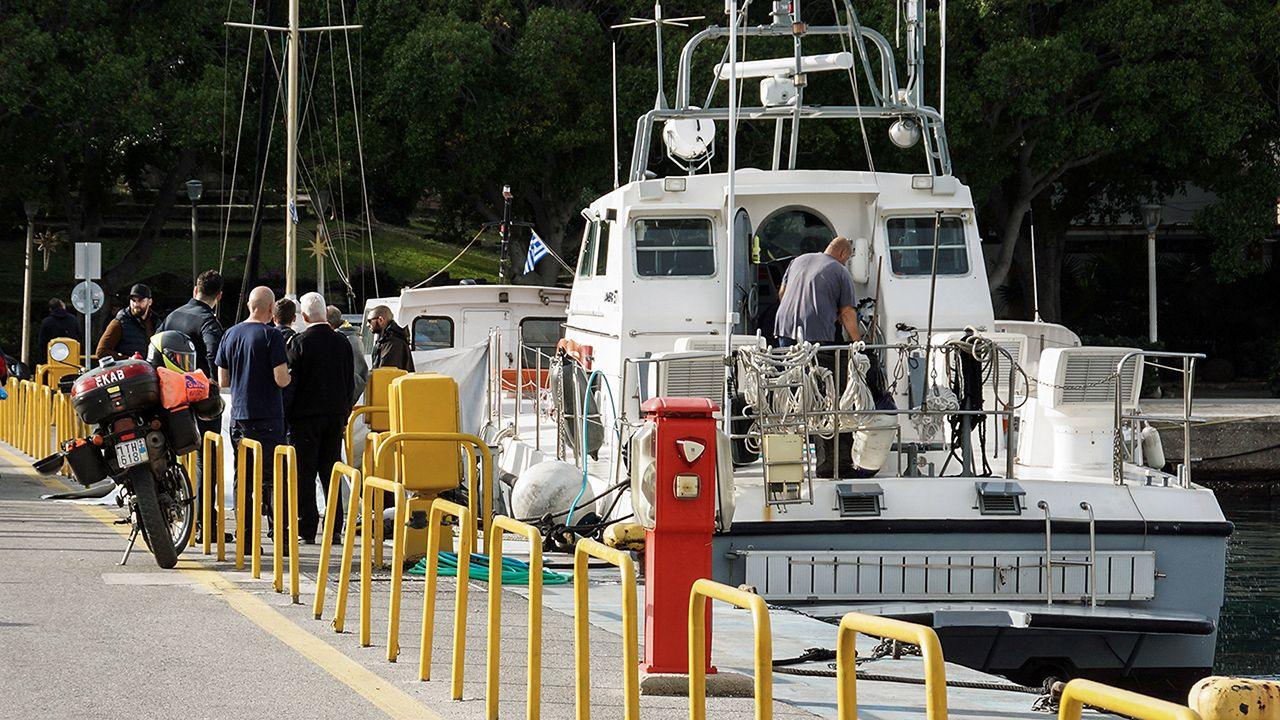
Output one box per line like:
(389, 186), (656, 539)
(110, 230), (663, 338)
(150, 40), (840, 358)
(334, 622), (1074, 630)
(128, 466), (181, 569)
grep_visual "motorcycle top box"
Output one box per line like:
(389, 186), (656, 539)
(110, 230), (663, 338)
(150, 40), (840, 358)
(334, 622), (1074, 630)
(71, 358), (160, 425)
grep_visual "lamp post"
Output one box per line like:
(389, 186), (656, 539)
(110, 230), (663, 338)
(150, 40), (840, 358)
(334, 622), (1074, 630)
(1141, 203), (1163, 344)
(21, 200), (39, 367)
(499, 185), (513, 283)
(186, 179), (203, 283)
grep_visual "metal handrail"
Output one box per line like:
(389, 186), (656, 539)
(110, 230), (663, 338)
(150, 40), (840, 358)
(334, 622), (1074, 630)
(1037, 500), (1099, 608)
(1111, 350), (1204, 487)
(837, 612), (948, 720)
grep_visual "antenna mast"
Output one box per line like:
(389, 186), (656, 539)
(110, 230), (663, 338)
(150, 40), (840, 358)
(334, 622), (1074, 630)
(612, 2), (705, 111)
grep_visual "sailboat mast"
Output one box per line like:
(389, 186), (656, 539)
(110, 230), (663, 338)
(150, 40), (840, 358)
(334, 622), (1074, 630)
(284, 0), (300, 299)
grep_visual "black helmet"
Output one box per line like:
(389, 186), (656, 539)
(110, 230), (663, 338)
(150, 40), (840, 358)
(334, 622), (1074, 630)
(147, 331), (197, 373)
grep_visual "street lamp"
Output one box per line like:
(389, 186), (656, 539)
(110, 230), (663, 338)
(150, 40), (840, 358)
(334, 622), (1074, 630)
(21, 200), (39, 367)
(1140, 203), (1163, 344)
(186, 179), (203, 284)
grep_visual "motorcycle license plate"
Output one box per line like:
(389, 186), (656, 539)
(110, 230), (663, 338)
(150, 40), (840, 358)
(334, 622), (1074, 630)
(114, 439), (148, 468)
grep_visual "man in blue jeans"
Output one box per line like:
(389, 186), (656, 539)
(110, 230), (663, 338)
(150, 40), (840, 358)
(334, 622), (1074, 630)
(215, 286), (291, 541)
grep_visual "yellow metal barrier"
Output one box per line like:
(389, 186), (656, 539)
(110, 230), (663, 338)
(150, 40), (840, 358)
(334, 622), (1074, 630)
(272, 445), (301, 602)
(418, 498), (474, 699)
(359, 473), (434, 661)
(313, 461), (360, 620)
(688, 579), (772, 720)
(201, 431), (226, 560)
(372, 431), (492, 554)
(486, 515), (544, 720)
(235, 438), (264, 572)
(573, 538), (639, 720)
(344, 406), (387, 567)
(181, 450), (198, 504)
(1059, 679), (1201, 720)
(836, 612), (947, 720)
(332, 431), (380, 634)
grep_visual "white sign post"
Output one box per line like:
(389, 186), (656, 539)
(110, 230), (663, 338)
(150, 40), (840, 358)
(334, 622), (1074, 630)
(74, 243), (103, 369)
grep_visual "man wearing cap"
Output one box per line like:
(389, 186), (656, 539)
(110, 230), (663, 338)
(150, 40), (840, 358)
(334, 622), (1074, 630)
(96, 283), (159, 359)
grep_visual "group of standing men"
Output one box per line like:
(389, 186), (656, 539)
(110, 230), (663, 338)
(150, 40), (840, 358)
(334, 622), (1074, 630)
(92, 269), (416, 545)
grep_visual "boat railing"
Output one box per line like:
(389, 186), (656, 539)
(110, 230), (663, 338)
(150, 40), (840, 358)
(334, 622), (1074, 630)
(1111, 350), (1205, 488)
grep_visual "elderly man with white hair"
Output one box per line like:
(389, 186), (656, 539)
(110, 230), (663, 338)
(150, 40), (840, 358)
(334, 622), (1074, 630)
(285, 291), (356, 543)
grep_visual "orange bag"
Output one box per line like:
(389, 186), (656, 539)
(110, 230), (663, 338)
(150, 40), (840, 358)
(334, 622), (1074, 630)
(156, 368), (212, 410)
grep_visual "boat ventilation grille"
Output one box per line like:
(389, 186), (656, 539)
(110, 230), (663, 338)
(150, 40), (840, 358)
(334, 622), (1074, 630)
(975, 481), (1025, 516)
(835, 483), (884, 517)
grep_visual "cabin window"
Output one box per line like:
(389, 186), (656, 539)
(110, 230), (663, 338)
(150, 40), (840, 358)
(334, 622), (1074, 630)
(885, 216), (969, 276)
(520, 317), (564, 366)
(412, 316), (454, 351)
(634, 218), (714, 277)
(576, 221), (600, 278)
(594, 223), (610, 275)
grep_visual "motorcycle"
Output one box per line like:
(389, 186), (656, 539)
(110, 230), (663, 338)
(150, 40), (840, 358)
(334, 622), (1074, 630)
(34, 336), (222, 568)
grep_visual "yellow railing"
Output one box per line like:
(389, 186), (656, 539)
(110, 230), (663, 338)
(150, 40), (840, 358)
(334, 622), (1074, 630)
(418, 497), (475, 699)
(201, 431), (226, 560)
(1058, 679), (1202, 720)
(235, 438), (264, 573)
(486, 515), (544, 720)
(272, 445), (301, 602)
(688, 579), (772, 720)
(371, 431), (492, 554)
(836, 612), (948, 720)
(573, 538), (639, 720)
(359, 473), (432, 661)
(313, 461), (360, 621)
(332, 431), (382, 634)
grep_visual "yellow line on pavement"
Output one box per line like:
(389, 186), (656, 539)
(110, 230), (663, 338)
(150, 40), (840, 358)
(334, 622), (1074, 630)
(0, 444), (443, 720)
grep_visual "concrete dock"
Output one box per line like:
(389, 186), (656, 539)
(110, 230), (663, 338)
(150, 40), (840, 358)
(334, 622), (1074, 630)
(1147, 399), (1280, 482)
(0, 442), (1068, 720)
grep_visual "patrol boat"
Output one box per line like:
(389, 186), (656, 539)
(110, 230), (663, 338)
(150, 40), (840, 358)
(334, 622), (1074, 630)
(492, 0), (1228, 693)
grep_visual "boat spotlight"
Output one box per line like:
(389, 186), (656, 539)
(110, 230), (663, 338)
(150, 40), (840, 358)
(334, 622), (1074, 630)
(889, 117), (921, 149)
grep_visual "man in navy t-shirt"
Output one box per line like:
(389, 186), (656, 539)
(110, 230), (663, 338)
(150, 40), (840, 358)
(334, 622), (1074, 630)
(216, 286), (291, 540)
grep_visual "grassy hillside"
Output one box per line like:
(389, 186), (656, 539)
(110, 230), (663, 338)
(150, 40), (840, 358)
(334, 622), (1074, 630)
(0, 212), (500, 357)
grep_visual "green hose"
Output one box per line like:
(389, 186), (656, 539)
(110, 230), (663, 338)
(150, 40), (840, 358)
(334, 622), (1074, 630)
(407, 551), (570, 586)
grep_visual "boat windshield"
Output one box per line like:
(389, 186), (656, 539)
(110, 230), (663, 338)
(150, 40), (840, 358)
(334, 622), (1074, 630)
(634, 218), (715, 277)
(886, 216), (969, 276)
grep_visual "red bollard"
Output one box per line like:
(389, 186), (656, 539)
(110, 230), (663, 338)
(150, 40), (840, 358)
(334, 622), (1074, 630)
(641, 397), (719, 675)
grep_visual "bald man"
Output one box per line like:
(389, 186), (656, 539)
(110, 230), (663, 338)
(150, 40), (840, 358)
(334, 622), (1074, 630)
(774, 237), (863, 478)
(216, 286), (292, 538)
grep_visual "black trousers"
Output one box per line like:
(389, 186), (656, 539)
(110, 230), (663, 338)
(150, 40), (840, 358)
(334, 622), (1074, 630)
(230, 418), (285, 537)
(290, 414), (345, 543)
(194, 415), (221, 536)
(813, 348), (855, 475)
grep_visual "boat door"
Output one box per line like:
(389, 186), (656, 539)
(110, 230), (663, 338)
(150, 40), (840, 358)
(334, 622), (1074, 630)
(461, 308), (511, 351)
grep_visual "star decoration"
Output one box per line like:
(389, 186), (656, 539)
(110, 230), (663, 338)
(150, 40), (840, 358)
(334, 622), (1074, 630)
(307, 232), (330, 259)
(36, 231), (66, 271)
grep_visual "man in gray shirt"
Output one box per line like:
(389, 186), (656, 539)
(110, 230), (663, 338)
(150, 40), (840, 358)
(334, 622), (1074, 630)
(774, 236), (862, 346)
(774, 237), (863, 477)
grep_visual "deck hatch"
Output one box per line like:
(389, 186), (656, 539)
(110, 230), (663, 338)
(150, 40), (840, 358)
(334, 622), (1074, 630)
(975, 481), (1025, 516)
(835, 483), (884, 517)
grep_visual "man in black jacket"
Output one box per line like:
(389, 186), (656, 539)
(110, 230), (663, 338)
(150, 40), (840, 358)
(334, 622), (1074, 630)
(366, 305), (415, 372)
(288, 292), (356, 543)
(161, 270), (226, 541)
(95, 284), (157, 359)
(37, 299), (80, 365)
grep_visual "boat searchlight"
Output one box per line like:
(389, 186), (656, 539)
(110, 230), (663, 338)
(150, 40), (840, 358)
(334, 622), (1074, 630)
(889, 117), (922, 148)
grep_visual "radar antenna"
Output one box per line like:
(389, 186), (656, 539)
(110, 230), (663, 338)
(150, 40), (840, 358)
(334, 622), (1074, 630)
(612, 2), (705, 110)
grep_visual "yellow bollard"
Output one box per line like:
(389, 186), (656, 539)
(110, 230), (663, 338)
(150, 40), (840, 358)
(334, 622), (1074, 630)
(359, 473), (434, 661)
(688, 579), (772, 720)
(235, 438), (264, 573)
(486, 516), (544, 720)
(417, 498), (474, 700)
(573, 538), (640, 720)
(313, 462), (360, 621)
(331, 432), (380, 634)
(836, 612), (948, 720)
(201, 431), (225, 560)
(1188, 677), (1280, 720)
(272, 445), (301, 602)
(1060, 679), (1200, 720)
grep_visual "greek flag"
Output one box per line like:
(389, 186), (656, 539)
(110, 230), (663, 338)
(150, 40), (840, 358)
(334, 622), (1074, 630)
(524, 232), (548, 274)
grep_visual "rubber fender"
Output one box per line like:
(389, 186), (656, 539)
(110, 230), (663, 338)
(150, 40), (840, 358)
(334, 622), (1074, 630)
(1189, 676), (1280, 720)
(603, 522), (646, 552)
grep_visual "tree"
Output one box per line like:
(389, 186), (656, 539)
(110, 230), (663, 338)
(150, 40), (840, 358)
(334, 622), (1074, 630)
(941, 0), (1278, 318)
(0, 0), (229, 300)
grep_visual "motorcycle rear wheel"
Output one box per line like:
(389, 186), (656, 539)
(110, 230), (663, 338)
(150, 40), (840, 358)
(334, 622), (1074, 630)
(129, 466), (179, 569)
